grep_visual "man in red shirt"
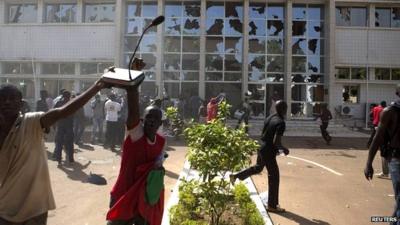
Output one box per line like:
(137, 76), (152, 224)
(369, 101), (388, 178)
(107, 59), (166, 225)
(207, 97), (218, 122)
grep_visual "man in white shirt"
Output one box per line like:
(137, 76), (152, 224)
(0, 79), (111, 225)
(104, 93), (122, 151)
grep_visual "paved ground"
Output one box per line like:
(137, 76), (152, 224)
(45, 136), (393, 225)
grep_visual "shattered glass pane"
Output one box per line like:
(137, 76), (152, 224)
(291, 102), (324, 118)
(141, 53), (157, 70)
(375, 8), (391, 27)
(392, 8), (400, 27)
(225, 72), (242, 81)
(392, 69), (400, 80)
(164, 36), (181, 52)
(308, 56), (324, 73)
(308, 39), (324, 55)
(140, 36), (157, 52)
(336, 7), (350, 26)
(206, 2), (224, 17)
(268, 5), (284, 20)
(292, 74), (324, 83)
(266, 74), (284, 82)
(205, 54), (223, 71)
(267, 38), (283, 54)
(184, 2), (200, 17)
(225, 19), (243, 36)
(126, 18), (141, 34)
(127, 3), (141, 17)
(164, 82), (180, 98)
(292, 56), (307, 72)
(248, 20), (266, 36)
(248, 72), (265, 82)
(182, 36), (200, 52)
(307, 21), (323, 37)
(225, 2), (243, 18)
(225, 37), (242, 54)
(248, 84), (265, 101)
(182, 71), (199, 81)
(248, 54), (265, 72)
(375, 68), (390, 80)
(267, 56), (284, 72)
(165, 17), (181, 35)
(182, 54), (200, 70)
(292, 21), (307, 36)
(293, 5), (306, 20)
(124, 36), (139, 52)
(308, 6), (324, 20)
(225, 54), (242, 71)
(292, 38), (307, 55)
(249, 38), (266, 54)
(165, 2), (182, 17)
(183, 18), (200, 35)
(206, 37), (224, 53)
(206, 72), (223, 81)
(143, 18), (157, 33)
(164, 54), (181, 70)
(249, 3), (266, 18)
(207, 18), (224, 35)
(164, 71), (180, 80)
(142, 2), (157, 17)
(267, 20), (284, 36)
(291, 85), (324, 102)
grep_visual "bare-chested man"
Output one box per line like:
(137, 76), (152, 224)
(365, 84), (400, 224)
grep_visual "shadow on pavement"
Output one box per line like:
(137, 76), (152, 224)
(276, 211), (331, 225)
(58, 161), (91, 183)
(77, 143), (95, 151)
(281, 137), (369, 151)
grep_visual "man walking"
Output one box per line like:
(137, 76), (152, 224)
(365, 84), (400, 225)
(230, 101), (289, 213)
(316, 104), (333, 145)
(0, 79), (111, 225)
(104, 93), (121, 151)
(91, 94), (104, 144)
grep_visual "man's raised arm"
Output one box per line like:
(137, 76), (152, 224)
(126, 58), (145, 130)
(40, 79), (110, 130)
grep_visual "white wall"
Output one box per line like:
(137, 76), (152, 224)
(0, 25), (116, 61)
(335, 28), (400, 67)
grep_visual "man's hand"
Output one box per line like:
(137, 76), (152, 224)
(364, 164), (374, 180)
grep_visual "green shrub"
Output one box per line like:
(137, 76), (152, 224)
(233, 183), (264, 225)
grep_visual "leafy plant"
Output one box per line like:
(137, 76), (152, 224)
(233, 183), (264, 225)
(165, 106), (185, 138)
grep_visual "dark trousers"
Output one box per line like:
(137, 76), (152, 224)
(74, 118), (85, 144)
(368, 127), (389, 175)
(235, 144), (280, 208)
(389, 158), (400, 225)
(105, 121), (120, 148)
(54, 126), (74, 162)
(107, 197), (147, 225)
(320, 122), (331, 143)
(0, 212), (47, 225)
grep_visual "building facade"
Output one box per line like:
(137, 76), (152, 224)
(0, 0), (399, 121)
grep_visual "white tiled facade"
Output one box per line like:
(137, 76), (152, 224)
(0, 0), (398, 123)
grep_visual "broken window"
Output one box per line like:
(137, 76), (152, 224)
(207, 18), (224, 35)
(248, 20), (266, 36)
(266, 74), (284, 82)
(142, 2), (157, 17)
(182, 72), (199, 81)
(225, 2), (243, 18)
(165, 2), (182, 17)
(225, 55), (242, 71)
(336, 68), (350, 79)
(267, 20), (284, 36)
(164, 54), (181, 70)
(292, 38), (307, 55)
(141, 54), (157, 70)
(205, 54), (223, 71)
(140, 36), (157, 52)
(267, 56), (284, 72)
(165, 17), (181, 35)
(375, 68), (390, 80)
(393, 8), (400, 27)
(184, 2), (200, 17)
(336, 7), (350, 26)
(225, 72), (242, 81)
(292, 21), (307, 36)
(342, 85), (359, 103)
(308, 6), (324, 20)
(124, 36), (139, 52)
(249, 3), (266, 18)
(292, 56), (307, 72)
(206, 37), (224, 53)
(267, 38), (283, 54)
(8, 4), (38, 23)
(248, 55), (265, 72)
(143, 18), (157, 33)
(182, 54), (200, 70)
(307, 21), (323, 37)
(291, 85), (324, 102)
(206, 72), (223, 81)
(249, 38), (266, 54)
(308, 56), (323, 73)
(375, 8), (391, 27)
(182, 36), (200, 52)
(293, 5), (306, 20)
(164, 36), (181, 52)
(164, 72), (180, 80)
(268, 5), (284, 20)
(183, 18), (200, 35)
(248, 72), (265, 82)
(225, 19), (243, 35)
(308, 39), (324, 55)
(126, 18), (141, 34)
(206, 2), (224, 17)
(127, 3), (141, 17)
(225, 37), (242, 54)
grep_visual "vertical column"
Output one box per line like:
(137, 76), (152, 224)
(242, 0), (249, 101)
(37, 0), (44, 23)
(284, 0), (293, 119)
(156, 1), (164, 98)
(77, 0), (83, 23)
(198, 0), (206, 99)
(114, 0), (124, 67)
(326, 0), (336, 114)
(0, 1), (5, 24)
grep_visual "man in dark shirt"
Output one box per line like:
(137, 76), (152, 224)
(230, 100), (289, 213)
(316, 104), (333, 145)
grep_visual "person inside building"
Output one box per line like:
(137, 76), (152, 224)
(107, 58), (166, 225)
(230, 101), (289, 213)
(364, 84), (400, 224)
(0, 79), (111, 225)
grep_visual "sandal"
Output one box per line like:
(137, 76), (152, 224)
(267, 205), (286, 213)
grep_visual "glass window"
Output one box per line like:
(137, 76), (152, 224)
(224, 72), (241, 81)
(249, 3), (266, 19)
(268, 5), (284, 20)
(248, 54), (265, 72)
(206, 72), (223, 81)
(351, 7), (367, 27)
(164, 36), (181, 52)
(291, 84), (324, 102)
(351, 67), (367, 80)
(225, 37), (242, 54)
(248, 20), (266, 36)
(142, 2), (157, 17)
(267, 56), (283, 72)
(375, 8), (391, 27)
(336, 68), (350, 79)
(392, 8), (400, 27)
(308, 5), (324, 20)
(3, 62), (20, 74)
(165, 17), (181, 35)
(205, 54), (223, 71)
(267, 38), (283, 54)
(182, 36), (200, 52)
(165, 2), (182, 17)
(292, 21), (307, 36)
(45, 4), (76, 23)
(206, 37), (224, 53)
(60, 63), (75, 74)
(293, 5), (306, 20)
(224, 19), (243, 36)
(336, 7), (351, 26)
(205, 83), (241, 106)
(307, 21), (323, 37)
(182, 54), (199, 70)
(8, 4), (37, 23)
(343, 85), (360, 103)
(42, 63), (59, 74)
(164, 54), (181, 70)
(81, 63), (98, 75)
(84, 3), (115, 23)
(206, 2), (224, 17)
(267, 20), (284, 36)
(182, 71), (199, 81)
(292, 56), (307, 72)
(375, 68), (390, 80)
(308, 57), (324, 73)
(292, 38), (307, 55)
(184, 2), (200, 17)
(21, 63), (33, 74)
(183, 18), (200, 35)
(225, 54), (242, 71)
(249, 38), (266, 54)
(392, 69), (400, 80)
